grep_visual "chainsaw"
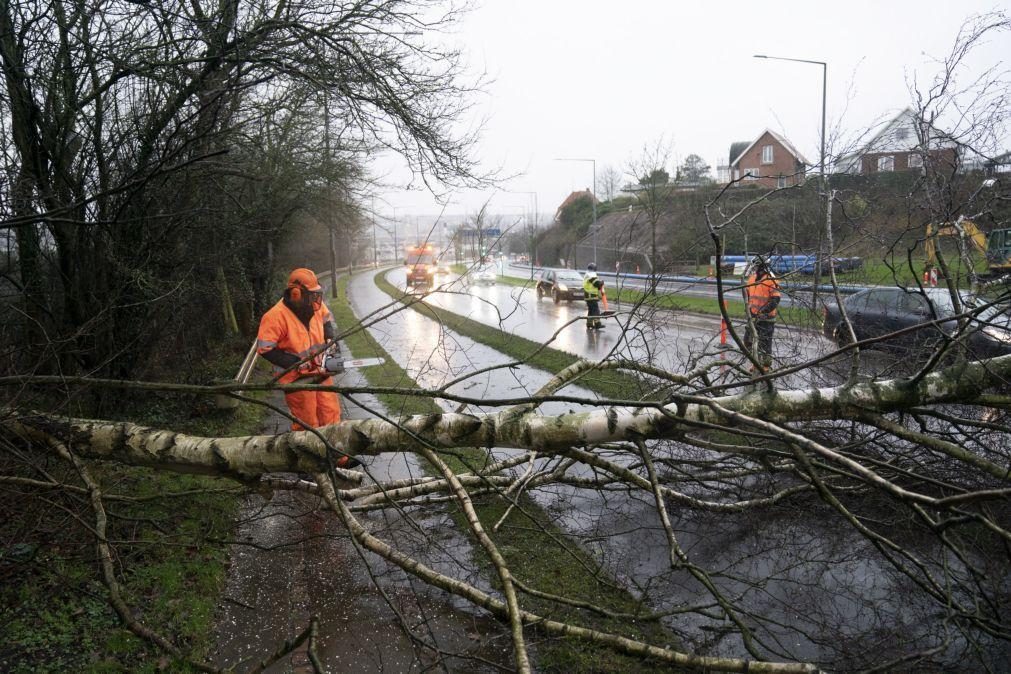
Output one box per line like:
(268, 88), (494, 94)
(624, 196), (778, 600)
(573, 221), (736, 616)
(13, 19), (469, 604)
(293, 345), (385, 380)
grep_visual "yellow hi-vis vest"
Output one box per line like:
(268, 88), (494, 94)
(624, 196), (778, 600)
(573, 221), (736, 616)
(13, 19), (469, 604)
(583, 275), (600, 300)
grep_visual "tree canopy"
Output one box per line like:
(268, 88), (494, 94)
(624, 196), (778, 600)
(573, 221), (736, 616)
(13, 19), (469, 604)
(678, 154), (713, 184)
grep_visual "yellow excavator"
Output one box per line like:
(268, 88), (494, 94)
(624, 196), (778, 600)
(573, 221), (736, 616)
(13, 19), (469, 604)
(925, 217), (1011, 278)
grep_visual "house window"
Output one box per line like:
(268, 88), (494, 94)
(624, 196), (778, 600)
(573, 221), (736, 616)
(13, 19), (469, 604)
(777, 176), (787, 188)
(744, 167), (759, 180)
(896, 126), (909, 141)
(761, 145), (774, 164)
(877, 155), (895, 172)
(908, 152), (923, 168)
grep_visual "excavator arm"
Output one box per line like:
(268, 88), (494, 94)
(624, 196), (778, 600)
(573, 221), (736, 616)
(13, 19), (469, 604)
(925, 217), (989, 264)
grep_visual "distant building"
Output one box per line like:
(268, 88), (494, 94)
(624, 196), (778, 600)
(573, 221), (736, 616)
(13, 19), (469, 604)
(716, 141), (750, 185)
(984, 150), (1011, 177)
(835, 108), (958, 175)
(554, 188), (597, 222)
(729, 129), (809, 188)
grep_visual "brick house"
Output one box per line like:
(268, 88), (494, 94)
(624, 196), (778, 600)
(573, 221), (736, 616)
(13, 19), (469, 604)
(729, 129), (808, 188)
(836, 108), (959, 175)
(553, 189), (597, 222)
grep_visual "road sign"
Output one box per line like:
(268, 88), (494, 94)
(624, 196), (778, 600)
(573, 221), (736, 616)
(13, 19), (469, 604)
(484, 228), (501, 237)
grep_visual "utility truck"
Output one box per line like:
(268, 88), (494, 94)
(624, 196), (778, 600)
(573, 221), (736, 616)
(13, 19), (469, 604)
(406, 244), (437, 287)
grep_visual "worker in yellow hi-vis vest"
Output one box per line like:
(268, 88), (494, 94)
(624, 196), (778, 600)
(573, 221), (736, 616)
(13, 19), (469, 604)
(583, 263), (606, 330)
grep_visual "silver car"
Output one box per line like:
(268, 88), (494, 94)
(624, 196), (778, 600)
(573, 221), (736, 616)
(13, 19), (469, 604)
(474, 265), (497, 285)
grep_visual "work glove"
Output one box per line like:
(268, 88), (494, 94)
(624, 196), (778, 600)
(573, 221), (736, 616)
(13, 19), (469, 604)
(297, 360), (321, 375)
(336, 454), (362, 469)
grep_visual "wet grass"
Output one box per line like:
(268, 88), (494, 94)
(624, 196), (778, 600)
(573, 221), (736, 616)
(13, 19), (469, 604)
(605, 284), (815, 328)
(339, 270), (683, 672)
(473, 497), (685, 673)
(1, 337), (268, 673)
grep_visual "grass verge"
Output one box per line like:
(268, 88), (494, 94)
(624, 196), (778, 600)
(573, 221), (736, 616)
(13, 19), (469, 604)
(337, 271), (679, 672)
(1, 336), (269, 673)
(605, 283), (815, 328)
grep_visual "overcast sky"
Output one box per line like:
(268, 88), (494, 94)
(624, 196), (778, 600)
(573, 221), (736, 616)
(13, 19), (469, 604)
(373, 0), (1010, 227)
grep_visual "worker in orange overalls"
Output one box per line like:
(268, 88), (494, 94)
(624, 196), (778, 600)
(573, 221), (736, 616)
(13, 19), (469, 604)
(257, 269), (354, 465)
(742, 258), (781, 371)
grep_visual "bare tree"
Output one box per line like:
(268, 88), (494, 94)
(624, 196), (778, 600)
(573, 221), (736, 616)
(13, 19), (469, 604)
(596, 164), (623, 202)
(0, 0), (485, 380)
(626, 137), (677, 276)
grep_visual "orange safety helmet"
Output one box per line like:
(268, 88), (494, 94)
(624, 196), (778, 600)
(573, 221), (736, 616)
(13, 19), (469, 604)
(287, 268), (322, 303)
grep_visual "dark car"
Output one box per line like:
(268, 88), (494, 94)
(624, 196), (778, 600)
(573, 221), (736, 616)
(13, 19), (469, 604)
(822, 286), (1011, 359)
(535, 270), (586, 303)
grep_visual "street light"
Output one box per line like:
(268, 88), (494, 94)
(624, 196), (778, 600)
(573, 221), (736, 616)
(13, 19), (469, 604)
(370, 195), (378, 267)
(754, 54), (828, 302)
(554, 157), (597, 267)
(753, 55), (826, 187)
(510, 190), (539, 276)
(387, 207), (400, 260)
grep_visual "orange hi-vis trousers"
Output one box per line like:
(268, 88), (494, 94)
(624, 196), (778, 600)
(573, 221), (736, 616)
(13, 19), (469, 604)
(285, 376), (341, 431)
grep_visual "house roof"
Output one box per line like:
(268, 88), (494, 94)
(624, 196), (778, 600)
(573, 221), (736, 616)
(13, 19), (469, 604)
(728, 141), (750, 165)
(986, 150), (1011, 165)
(556, 189), (596, 210)
(847, 108), (955, 158)
(729, 129), (809, 168)
(553, 189), (597, 220)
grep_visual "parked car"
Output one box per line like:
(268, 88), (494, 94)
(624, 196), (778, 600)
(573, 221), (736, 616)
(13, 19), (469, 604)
(474, 265), (497, 285)
(535, 270), (586, 303)
(822, 286), (1011, 359)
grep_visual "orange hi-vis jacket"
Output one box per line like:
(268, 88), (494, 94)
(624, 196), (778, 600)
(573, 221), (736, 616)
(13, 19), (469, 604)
(256, 300), (336, 383)
(745, 273), (781, 319)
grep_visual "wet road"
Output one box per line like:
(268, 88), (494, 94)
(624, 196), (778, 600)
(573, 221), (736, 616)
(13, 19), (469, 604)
(500, 264), (820, 307)
(398, 268), (902, 389)
(344, 267), (948, 668)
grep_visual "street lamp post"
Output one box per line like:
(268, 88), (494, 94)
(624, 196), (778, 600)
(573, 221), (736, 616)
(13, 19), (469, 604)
(754, 54), (827, 305)
(512, 191), (539, 277)
(555, 157), (597, 267)
(370, 196), (378, 267)
(388, 206), (399, 260)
